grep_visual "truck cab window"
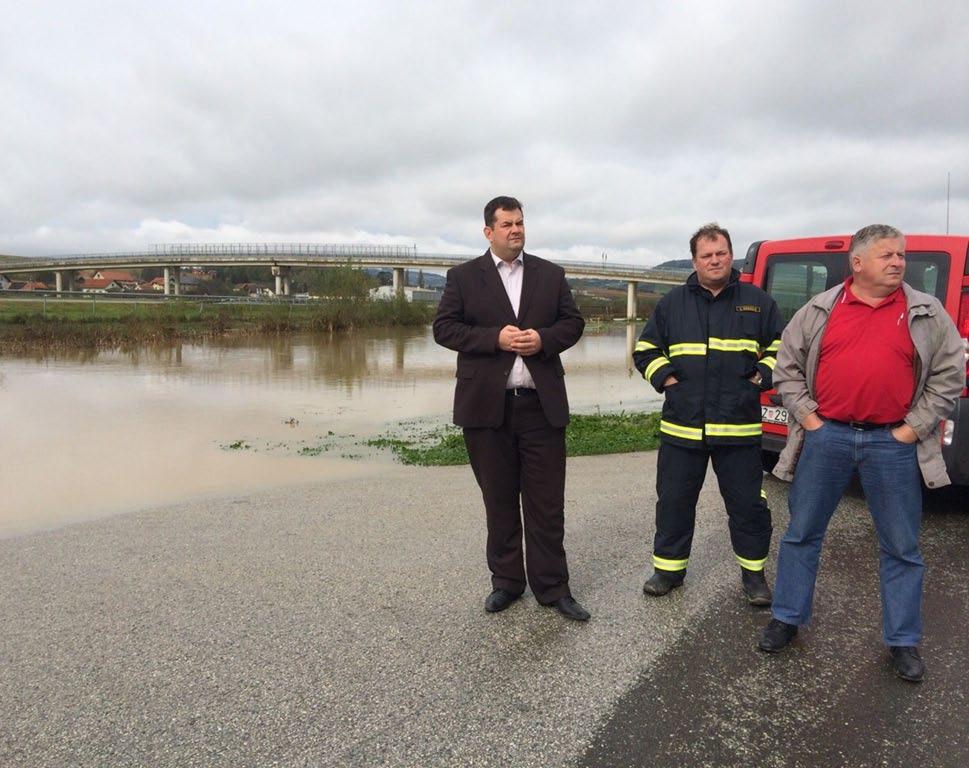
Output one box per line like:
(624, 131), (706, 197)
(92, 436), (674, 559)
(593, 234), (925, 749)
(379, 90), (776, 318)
(764, 251), (949, 323)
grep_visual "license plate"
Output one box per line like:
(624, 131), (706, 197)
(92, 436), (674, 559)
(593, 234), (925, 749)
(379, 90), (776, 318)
(761, 405), (789, 425)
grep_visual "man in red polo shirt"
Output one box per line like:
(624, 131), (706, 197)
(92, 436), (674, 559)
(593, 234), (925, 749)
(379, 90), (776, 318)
(757, 224), (964, 682)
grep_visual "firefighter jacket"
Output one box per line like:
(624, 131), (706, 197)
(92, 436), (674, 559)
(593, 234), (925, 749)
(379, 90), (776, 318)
(634, 269), (783, 448)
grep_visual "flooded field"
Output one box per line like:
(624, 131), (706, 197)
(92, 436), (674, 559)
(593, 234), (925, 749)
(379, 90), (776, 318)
(0, 324), (661, 537)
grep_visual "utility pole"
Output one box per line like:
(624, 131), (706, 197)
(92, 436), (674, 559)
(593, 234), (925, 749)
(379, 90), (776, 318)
(946, 172), (951, 235)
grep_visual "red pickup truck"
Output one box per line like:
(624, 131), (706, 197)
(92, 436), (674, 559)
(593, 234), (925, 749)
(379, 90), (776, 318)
(740, 234), (969, 485)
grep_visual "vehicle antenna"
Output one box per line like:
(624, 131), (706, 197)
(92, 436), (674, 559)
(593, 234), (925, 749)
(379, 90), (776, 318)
(946, 171), (951, 235)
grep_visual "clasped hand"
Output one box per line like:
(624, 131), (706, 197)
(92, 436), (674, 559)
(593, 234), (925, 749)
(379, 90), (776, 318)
(499, 325), (542, 356)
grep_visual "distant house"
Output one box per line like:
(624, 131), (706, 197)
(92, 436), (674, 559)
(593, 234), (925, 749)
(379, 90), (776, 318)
(135, 276), (170, 292)
(78, 270), (137, 291)
(236, 283), (274, 297)
(133, 275), (205, 293)
(0, 274), (11, 290)
(79, 278), (122, 293)
(6, 280), (49, 291)
(370, 286), (442, 303)
(92, 269), (137, 282)
(178, 273), (201, 291)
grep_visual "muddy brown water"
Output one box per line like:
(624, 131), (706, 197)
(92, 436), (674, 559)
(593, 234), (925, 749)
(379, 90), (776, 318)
(0, 324), (660, 537)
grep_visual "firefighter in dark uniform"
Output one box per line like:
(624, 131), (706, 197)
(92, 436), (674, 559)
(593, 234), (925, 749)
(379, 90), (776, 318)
(634, 223), (782, 604)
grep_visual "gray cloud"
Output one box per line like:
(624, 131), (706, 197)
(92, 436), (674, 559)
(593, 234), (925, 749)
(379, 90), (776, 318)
(2, 0), (968, 263)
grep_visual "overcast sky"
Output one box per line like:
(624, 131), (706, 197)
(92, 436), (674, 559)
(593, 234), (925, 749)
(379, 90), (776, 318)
(2, 1), (968, 265)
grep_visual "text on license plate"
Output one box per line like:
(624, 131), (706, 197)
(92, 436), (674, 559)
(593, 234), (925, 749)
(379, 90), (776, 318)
(761, 405), (789, 425)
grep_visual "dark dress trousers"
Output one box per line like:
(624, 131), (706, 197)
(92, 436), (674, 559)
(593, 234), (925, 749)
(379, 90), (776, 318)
(433, 251), (585, 603)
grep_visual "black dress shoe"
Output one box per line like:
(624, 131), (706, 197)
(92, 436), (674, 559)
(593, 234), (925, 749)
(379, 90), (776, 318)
(545, 595), (591, 622)
(890, 646), (925, 682)
(484, 588), (522, 613)
(642, 570), (684, 597)
(741, 568), (773, 607)
(758, 618), (798, 652)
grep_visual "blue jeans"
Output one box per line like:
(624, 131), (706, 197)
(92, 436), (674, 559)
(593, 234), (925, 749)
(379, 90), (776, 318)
(772, 420), (924, 646)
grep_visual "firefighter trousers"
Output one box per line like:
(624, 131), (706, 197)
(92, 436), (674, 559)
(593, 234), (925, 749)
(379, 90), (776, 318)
(652, 441), (772, 574)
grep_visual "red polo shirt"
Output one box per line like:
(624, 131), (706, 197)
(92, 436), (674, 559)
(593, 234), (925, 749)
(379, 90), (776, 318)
(814, 279), (915, 423)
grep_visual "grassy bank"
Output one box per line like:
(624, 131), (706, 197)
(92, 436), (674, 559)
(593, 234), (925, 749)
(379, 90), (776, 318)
(0, 297), (434, 352)
(367, 410), (662, 466)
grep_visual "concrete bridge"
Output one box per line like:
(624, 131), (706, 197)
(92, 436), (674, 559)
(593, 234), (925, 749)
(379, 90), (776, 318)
(0, 243), (690, 318)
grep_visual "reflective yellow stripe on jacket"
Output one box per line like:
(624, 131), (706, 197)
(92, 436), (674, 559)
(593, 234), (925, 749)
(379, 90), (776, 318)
(659, 420), (763, 440)
(644, 356), (672, 380)
(668, 342), (707, 357)
(761, 340), (781, 354)
(705, 422), (763, 438)
(708, 337), (759, 354)
(659, 420), (703, 441)
(759, 339), (781, 370)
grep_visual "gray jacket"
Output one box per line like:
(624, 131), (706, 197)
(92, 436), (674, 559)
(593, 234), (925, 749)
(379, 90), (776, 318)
(773, 283), (965, 488)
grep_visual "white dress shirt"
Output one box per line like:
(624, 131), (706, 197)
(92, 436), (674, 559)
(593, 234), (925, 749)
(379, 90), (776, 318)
(491, 250), (536, 389)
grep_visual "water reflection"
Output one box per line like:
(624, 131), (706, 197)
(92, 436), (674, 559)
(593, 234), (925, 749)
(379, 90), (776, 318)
(0, 324), (661, 537)
(626, 322), (638, 374)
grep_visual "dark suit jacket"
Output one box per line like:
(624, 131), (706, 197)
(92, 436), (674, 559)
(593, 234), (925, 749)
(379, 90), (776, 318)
(433, 251), (585, 428)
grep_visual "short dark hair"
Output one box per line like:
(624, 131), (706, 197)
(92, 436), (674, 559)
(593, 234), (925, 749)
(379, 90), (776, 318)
(484, 196), (524, 227)
(689, 222), (732, 257)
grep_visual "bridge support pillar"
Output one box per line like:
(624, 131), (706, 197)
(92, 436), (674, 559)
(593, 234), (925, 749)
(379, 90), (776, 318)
(173, 266), (181, 296)
(54, 270), (77, 293)
(278, 267), (291, 296)
(271, 265), (286, 296)
(392, 267), (405, 296)
(164, 267), (171, 296)
(626, 281), (638, 320)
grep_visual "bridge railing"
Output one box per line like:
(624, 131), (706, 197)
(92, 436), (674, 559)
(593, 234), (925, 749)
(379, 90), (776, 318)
(0, 244), (691, 284)
(146, 243), (420, 258)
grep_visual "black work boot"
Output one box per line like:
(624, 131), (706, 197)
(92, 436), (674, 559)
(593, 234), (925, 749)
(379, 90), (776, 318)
(890, 646), (925, 682)
(741, 567), (773, 606)
(642, 570), (685, 597)
(758, 618), (798, 652)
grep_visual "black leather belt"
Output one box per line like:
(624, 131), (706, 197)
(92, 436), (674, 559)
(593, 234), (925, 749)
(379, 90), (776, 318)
(828, 419), (904, 431)
(506, 387), (537, 397)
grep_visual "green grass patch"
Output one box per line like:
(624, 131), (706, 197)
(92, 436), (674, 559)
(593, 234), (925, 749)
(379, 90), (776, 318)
(367, 432), (470, 466)
(297, 444), (332, 456)
(566, 411), (661, 455)
(368, 410), (661, 466)
(0, 296), (435, 352)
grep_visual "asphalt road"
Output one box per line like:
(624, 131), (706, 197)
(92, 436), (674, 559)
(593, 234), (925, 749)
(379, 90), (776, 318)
(580, 479), (969, 768)
(1, 453), (967, 767)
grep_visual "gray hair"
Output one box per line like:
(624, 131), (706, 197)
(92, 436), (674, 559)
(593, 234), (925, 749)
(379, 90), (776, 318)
(849, 224), (904, 257)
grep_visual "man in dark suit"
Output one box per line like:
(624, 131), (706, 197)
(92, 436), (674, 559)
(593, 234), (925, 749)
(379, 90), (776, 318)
(433, 196), (590, 621)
